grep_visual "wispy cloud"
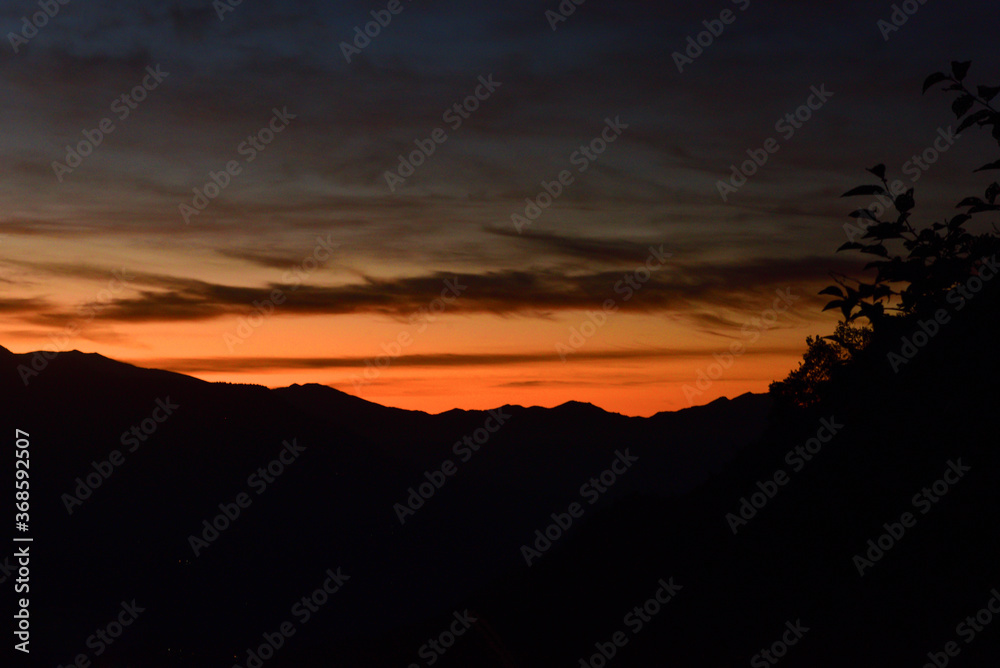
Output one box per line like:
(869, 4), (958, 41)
(8, 253), (860, 326)
(134, 344), (801, 373)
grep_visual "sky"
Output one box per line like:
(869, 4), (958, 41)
(2, 0), (999, 415)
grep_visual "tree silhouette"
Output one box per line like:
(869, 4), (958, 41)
(824, 61), (1000, 325)
(770, 322), (871, 409)
(774, 61), (1000, 407)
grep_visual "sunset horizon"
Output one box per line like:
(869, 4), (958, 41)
(5, 338), (797, 416)
(6, 1), (1000, 664)
(4, 2), (995, 420)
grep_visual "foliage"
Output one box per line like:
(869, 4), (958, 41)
(773, 61), (1000, 408)
(769, 322), (871, 408)
(823, 61), (1000, 326)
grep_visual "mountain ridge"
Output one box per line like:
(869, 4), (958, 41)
(2, 343), (775, 665)
(2, 343), (764, 419)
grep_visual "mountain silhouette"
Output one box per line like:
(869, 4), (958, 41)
(3, 345), (772, 666)
(4, 272), (998, 668)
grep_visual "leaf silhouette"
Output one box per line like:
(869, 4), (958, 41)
(818, 286), (844, 298)
(873, 285), (893, 300)
(952, 94), (976, 118)
(949, 214), (971, 228)
(895, 190), (915, 212)
(974, 160), (1000, 172)
(922, 72), (949, 93)
(951, 60), (972, 81)
(978, 85), (1000, 102)
(865, 164), (887, 180)
(957, 109), (991, 133)
(857, 302), (885, 320)
(822, 299), (844, 312)
(986, 183), (1000, 204)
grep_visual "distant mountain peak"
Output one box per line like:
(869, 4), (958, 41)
(552, 400), (611, 416)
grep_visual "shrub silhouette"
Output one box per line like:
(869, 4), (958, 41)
(775, 61), (1000, 407)
(770, 322), (871, 409)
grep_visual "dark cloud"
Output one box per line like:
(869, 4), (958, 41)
(2, 0), (997, 373)
(9, 253), (860, 326)
(134, 344), (802, 373)
(0, 297), (51, 313)
(486, 228), (679, 265)
(215, 248), (328, 270)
